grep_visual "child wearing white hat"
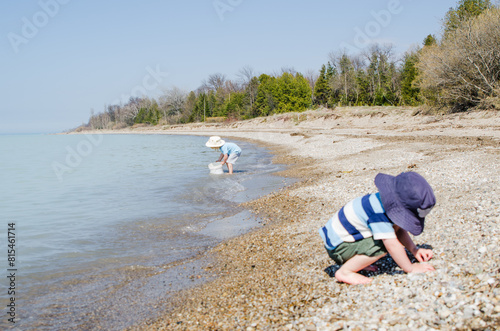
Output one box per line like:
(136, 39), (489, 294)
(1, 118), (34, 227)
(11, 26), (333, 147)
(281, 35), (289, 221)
(205, 136), (242, 174)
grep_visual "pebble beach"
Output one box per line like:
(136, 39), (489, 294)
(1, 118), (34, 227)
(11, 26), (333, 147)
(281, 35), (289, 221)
(112, 107), (500, 330)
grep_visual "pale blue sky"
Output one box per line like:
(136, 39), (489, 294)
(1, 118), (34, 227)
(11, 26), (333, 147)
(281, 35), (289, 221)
(1, 0), (459, 133)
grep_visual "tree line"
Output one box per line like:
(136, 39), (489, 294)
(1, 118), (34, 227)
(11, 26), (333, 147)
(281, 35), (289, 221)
(84, 0), (499, 130)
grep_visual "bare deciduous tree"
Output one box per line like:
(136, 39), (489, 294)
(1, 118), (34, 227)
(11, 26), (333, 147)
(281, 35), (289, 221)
(304, 68), (319, 104)
(272, 66), (297, 77)
(202, 73), (227, 91)
(159, 87), (187, 117)
(304, 69), (319, 90)
(237, 65), (255, 87)
(328, 50), (358, 105)
(89, 108), (112, 129)
(418, 7), (500, 110)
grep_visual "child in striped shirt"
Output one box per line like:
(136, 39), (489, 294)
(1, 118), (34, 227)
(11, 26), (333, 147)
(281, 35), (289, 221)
(319, 172), (436, 285)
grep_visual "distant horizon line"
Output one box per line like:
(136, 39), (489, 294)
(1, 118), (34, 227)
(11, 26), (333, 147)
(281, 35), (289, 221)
(0, 131), (59, 135)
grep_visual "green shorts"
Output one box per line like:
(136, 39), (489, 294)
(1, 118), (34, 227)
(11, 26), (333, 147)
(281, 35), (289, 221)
(325, 237), (387, 265)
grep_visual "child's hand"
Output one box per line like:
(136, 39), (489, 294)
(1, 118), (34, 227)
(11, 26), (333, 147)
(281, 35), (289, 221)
(409, 262), (435, 273)
(414, 248), (433, 262)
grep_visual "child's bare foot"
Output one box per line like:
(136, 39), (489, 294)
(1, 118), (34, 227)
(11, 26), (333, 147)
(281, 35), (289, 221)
(362, 265), (378, 272)
(335, 269), (373, 285)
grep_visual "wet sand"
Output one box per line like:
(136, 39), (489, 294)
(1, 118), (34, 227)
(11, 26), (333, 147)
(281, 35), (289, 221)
(80, 107), (500, 330)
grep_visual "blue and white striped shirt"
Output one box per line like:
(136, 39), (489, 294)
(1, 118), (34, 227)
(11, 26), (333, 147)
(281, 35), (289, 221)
(319, 193), (396, 250)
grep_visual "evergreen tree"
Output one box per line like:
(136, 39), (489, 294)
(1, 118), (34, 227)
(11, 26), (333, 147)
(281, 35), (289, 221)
(325, 62), (339, 106)
(332, 54), (357, 106)
(189, 93), (207, 122)
(207, 90), (217, 118)
(244, 76), (260, 118)
(213, 88), (226, 117)
(443, 0), (492, 36)
(365, 46), (398, 106)
(134, 100), (161, 125)
(355, 69), (370, 105)
(253, 74), (277, 116)
(252, 73), (312, 115)
(326, 62), (335, 81)
(313, 65), (329, 106)
(181, 91), (196, 123)
(400, 50), (422, 106)
(423, 34), (437, 47)
(275, 73), (311, 113)
(223, 91), (246, 119)
(384, 61), (400, 105)
(366, 52), (380, 104)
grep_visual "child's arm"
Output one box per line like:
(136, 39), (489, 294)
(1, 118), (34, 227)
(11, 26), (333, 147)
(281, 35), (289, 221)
(394, 226), (433, 262)
(216, 153), (224, 162)
(382, 238), (435, 273)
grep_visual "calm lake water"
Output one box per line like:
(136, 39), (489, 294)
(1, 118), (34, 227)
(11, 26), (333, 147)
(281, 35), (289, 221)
(0, 134), (292, 330)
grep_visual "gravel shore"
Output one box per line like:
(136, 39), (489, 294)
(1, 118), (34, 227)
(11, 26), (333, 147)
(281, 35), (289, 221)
(115, 107), (499, 330)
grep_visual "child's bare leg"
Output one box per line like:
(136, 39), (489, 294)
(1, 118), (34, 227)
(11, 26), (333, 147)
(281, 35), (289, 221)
(227, 163), (234, 174)
(336, 254), (386, 285)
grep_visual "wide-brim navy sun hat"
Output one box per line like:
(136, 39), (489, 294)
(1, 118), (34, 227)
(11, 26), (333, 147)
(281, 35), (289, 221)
(374, 172), (436, 236)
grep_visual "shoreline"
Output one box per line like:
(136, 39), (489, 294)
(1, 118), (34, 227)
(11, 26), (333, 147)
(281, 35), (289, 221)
(73, 107), (500, 330)
(7, 136), (293, 330)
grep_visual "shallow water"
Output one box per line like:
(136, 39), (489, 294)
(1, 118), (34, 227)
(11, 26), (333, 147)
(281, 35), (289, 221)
(0, 134), (292, 330)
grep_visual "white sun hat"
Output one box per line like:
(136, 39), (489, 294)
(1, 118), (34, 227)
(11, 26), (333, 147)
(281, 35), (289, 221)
(205, 136), (225, 148)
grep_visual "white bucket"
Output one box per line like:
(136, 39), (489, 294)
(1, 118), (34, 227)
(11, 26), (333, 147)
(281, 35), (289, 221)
(208, 162), (224, 174)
